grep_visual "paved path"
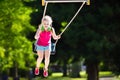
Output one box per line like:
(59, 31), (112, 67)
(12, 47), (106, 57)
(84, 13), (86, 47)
(100, 77), (114, 80)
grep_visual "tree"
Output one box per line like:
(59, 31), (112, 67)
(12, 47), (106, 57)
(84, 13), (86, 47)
(82, 1), (120, 80)
(0, 0), (35, 79)
(45, 0), (120, 79)
(21, 0), (120, 79)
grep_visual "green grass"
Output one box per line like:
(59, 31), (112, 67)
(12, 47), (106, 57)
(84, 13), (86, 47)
(80, 71), (87, 77)
(9, 76), (86, 80)
(114, 75), (120, 80)
(8, 71), (118, 80)
(51, 71), (113, 77)
(80, 71), (113, 77)
(99, 71), (113, 77)
(34, 77), (86, 80)
(50, 73), (86, 80)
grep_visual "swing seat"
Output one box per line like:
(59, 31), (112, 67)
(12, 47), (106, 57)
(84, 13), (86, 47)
(51, 43), (56, 55)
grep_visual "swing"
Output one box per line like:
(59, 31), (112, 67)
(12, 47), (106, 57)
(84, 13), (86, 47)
(33, 0), (90, 55)
(42, 0), (90, 6)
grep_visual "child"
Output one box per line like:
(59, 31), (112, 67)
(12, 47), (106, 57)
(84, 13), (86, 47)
(34, 15), (60, 77)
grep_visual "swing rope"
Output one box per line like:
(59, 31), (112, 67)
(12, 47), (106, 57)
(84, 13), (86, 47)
(54, 1), (86, 45)
(43, 2), (48, 18)
(42, 1), (86, 53)
(59, 1), (85, 36)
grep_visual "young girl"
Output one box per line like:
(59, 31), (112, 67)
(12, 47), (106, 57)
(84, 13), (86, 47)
(34, 15), (60, 77)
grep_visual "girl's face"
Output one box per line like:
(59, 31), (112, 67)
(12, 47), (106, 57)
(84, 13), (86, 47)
(42, 20), (50, 28)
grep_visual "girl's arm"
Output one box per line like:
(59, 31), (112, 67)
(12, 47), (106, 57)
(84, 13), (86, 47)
(34, 24), (41, 39)
(51, 27), (61, 40)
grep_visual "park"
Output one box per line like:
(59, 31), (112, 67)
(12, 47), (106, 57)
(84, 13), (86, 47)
(0, 0), (120, 80)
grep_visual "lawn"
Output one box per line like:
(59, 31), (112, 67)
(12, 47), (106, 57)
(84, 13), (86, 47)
(34, 76), (86, 80)
(9, 71), (119, 80)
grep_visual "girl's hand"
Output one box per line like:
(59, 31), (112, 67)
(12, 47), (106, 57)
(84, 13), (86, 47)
(57, 35), (61, 39)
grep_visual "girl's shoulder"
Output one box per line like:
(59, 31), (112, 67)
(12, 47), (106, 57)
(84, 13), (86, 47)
(51, 27), (55, 31)
(51, 27), (54, 30)
(38, 24), (42, 29)
(38, 24), (44, 31)
(47, 26), (52, 31)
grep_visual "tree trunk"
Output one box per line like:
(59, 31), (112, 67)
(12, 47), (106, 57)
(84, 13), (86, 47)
(13, 62), (19, 80)
(0, 71), (2, 80)
(86, 62), (99, 80)
(69, 62), (81, 78)
(62, 62), (67, 76)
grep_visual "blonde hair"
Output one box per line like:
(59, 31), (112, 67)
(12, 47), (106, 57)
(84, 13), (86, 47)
(42, 15), (53, 25)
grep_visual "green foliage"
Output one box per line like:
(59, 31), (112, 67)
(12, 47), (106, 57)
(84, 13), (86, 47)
(0, 0), (120, 77)
(0, 0), (35, 72)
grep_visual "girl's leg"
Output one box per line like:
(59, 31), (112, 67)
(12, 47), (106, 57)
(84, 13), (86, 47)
(36, 50), (44, 68)
(43, 49), (50, 77)
(35, 50), (44, 75)
(44, 49), (51, 70)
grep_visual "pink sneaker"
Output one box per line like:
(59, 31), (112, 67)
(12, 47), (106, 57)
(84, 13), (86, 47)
(43, 70), (48, 77)
(35, 68), (39, 75)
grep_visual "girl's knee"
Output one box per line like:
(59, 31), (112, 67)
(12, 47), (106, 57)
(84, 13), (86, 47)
(38, 56), (43, 60)
(45, 57), (50, 61)
(45, 55), (50, 59)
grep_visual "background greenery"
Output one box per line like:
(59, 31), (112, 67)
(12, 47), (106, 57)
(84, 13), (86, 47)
(0, 0), (120, 80)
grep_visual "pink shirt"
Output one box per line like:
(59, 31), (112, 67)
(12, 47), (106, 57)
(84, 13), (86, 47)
(37, 30), (51, 46)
